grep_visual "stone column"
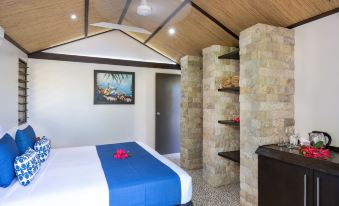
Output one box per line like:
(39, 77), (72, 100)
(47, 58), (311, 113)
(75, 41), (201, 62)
(239, 24), (295, 206)
(203, 45), (240, 187)
(180, 56), (203, 170)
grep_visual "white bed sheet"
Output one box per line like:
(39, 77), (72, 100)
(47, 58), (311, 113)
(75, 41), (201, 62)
(0, 146), (108, 206)
(0, 142), (192, 206)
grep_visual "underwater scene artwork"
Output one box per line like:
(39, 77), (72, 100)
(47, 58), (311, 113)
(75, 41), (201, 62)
(94, 70), (135, 104)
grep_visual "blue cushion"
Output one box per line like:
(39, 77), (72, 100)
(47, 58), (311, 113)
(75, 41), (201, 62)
(15, 125), (36, 155)
(14, 148), (41, 186)
(34, 136), (51, 163)
(0, 134), (19, 188)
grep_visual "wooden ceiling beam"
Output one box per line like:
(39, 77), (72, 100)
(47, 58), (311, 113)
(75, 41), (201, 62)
(118, 0), (132, 24)
(28, 52), (180, 70)
(29, 29), (115, 55)
(190, 1), (238, 40)
(144, 0), (190, 44)
(287, 7), (339, 29)
(4, 33), (28, 54)
(84, 0), (89, 37)
(28, 29), (177, 64)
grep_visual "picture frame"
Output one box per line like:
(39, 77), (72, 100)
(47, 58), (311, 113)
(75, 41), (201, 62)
(94, 70), (135, 104)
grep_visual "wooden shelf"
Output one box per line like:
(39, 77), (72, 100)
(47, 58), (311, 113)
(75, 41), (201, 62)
(218, 150), (240, 163)
(218, 120), (240, 126)
(218, 49), (240, 60)
(19, 71), (29, 76)
(218, 87), (240, 93)
(18, 79), (29, 83)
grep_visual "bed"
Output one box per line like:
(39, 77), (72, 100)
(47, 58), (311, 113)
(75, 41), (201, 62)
(0, 141), (192, 206)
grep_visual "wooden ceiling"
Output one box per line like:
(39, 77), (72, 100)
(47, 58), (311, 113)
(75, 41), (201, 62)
(0, 0), (84, 53)
(1, 0), (339, 63)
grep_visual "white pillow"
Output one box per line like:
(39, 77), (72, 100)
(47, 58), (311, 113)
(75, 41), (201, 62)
(34, 137), (51, 162)
(14, 148), (41, 186)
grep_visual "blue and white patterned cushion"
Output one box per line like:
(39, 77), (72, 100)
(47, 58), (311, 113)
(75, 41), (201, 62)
(14, 148), (41, 186)
(34, 136), (51, 163)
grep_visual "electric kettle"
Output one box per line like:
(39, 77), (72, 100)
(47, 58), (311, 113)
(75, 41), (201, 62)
(309, 131), (332, 148)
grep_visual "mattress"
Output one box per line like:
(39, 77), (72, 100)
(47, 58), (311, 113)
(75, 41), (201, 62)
(0, 142), (192, 206)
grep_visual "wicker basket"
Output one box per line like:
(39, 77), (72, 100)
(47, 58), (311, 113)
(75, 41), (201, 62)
(222, 76), (232, 88)
(231, 76), (239, 87)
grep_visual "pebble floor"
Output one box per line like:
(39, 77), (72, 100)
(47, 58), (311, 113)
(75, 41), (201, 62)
(165, 156), (240, 206)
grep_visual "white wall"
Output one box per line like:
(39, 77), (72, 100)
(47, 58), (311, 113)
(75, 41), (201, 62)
(28, 59), (180, 148)
(46, 30), (175, 64)
(0, 39), (28, 132)
(28, 30), (181, 148)
(295, 13), (339, 146)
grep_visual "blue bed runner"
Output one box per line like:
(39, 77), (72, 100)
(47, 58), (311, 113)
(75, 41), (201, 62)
(96, 142), (181, 206)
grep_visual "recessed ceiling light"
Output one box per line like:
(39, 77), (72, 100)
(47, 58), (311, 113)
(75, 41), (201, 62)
(168, 28), (176, 35)
(70, 14), (77, 20)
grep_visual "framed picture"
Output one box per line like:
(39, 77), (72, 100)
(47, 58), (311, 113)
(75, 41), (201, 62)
(94, 70), (135, 104)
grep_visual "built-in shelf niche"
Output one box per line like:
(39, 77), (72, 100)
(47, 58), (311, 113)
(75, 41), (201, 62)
(218, 151), (240, 163)
(218, 120), (240, 126)
(218, 49), (240, 60)
(218, 87), (240, 93)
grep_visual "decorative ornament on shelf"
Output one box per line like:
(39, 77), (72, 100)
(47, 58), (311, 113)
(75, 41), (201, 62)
(231, 75), (239, 87)
(113, 149), (132, 160)
(219, 75), (240, 89)
(233, 117), (240, 123)
(221, 76), (232, 88)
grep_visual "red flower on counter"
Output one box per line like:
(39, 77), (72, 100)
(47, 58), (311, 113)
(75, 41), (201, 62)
(299, 146), (331, 159)
(113, 149), (131, 159)
(233, 117), (240, 123)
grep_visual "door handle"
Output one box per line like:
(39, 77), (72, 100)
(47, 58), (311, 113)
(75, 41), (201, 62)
(317, 177), (320, 206)
(156, 112), (161, 116)
(304, 174), (307, 206)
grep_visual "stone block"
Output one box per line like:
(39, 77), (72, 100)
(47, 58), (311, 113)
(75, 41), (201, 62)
(202, 45), (240, 187)
(240, 24), (294, 206)
(180, 56), (203, 170)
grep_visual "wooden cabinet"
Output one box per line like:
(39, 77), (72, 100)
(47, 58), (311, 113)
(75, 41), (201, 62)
(259, 156), (313, 206)
(314, 171), (339, 206)
(257, 145), (339, 206)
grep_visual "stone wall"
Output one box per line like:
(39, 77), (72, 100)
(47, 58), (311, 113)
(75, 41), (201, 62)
(180, 56), (203, 170)
(239, 24), (295, 206)
(203, 45), (240, 187)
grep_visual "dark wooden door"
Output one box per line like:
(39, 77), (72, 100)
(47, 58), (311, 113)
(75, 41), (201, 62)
(258, 156), (314, 206)
(155, 73), (180, 155)
(314, 171), (339, 206)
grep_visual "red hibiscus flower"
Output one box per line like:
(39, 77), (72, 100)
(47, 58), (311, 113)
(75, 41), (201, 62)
(300, 146), (331, 159)
(233, 117), (240, 123)
(113, 149), (131, 159)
